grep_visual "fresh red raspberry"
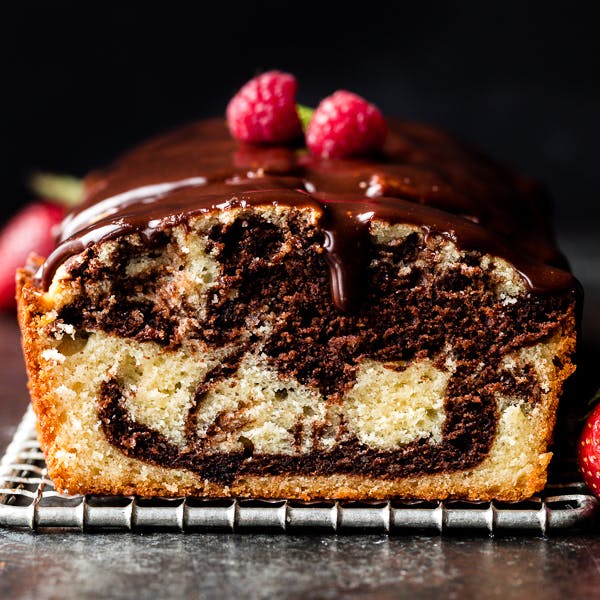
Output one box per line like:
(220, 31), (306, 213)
(226, 71), (302, 144)
(578, 401), (600, 497)
(306, 90), (387, 158)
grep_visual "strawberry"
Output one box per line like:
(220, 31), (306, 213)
(0, 201), (65, 311)
(578, 400), (600, 497)
(306, 90), (387, 159)
(226, 71), (302, 144)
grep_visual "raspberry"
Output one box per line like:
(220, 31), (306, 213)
(226, 71), (302, 144)
(306, 90), (387, 158)
(578, 400), (600, 497)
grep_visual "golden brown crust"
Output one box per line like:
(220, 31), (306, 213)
(17, 259), (59, 460)
(17, 263), (576, 501)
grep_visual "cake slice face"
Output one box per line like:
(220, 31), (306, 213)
(17, 120), (577, 500)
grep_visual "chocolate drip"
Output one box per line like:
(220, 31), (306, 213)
(37, 119), (576, 312)
(321, 200), (373, 312)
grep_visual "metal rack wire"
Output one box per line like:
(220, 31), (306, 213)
(1, 406), (597, 533)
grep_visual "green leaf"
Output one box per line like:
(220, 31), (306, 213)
(29, 172), (84, 208)
(297, 104), (314, 132)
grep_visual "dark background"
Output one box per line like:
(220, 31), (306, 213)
(2, 1), (599, 231)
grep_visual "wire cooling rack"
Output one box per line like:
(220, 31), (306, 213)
(0, 406), (598, 533)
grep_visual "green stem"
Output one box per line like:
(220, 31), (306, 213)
(297, 104), (314, 132)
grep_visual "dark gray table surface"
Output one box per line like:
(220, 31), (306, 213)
(1, 230), (599, 600)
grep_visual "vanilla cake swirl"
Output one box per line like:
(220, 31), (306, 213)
(17, 119), (577, 500)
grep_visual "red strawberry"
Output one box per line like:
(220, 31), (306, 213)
(226, 71), (302, 144)
(0, 201), (65, 311)
(306, 90), (387, 159)
(578, 401), (600, 497)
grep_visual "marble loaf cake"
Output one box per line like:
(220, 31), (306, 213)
(17, 119), (578, 500)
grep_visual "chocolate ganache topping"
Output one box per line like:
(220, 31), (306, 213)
(39, 118), (575, 310)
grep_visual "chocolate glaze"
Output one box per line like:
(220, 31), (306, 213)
(39, 119), (576, 310)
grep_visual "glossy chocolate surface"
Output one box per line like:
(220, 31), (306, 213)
(40, 119), (576, 309)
